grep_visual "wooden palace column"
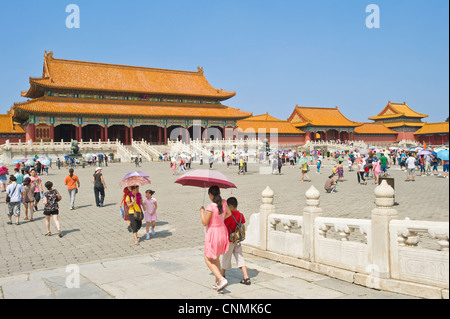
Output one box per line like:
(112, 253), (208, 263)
(104, 126), (109, 141)
(158, 126), (162, 144)
(49, 124), (55, 141)
(164, 126), (167, 144)
(129, 125), (133, 144)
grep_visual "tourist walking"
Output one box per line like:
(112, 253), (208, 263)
(373, 160), (381, 185)
(0, 166), (8, 192)
(120, 187), (132, 232)
(64, 168), (80, 210)
(93, 167), (107, 207)
(209, 152), (214, 169)
(405, 153), (417, 181)
(29, 169), (43, 211)
(200, 186), (231, 291)
(379, 153), (388, 177)
(13, 168), (24, 184)
(419, 155), (426, 177)
(442, 159), (449, 179)
(5, 175), (25, 225)
(316, 159), (322, 174)
(300, 161), (311, 182)
(42, 181), (62, 238)
(431, 155), (439, 175)
(171, 157), (177, 175)
(337, 161), (344, 182)
(178, 158), (186, 173)
(356, 156), (367, 185)
(277, 156), (282, 175)
(22, 177), (35, 221)
(221, 197), (250, 285)
(143, 189), (158, 239)
(125, 186), (143, 245)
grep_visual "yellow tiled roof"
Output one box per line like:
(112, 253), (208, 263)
(11, 96), (252, 120)
(383, 121), (425, 128)
(369, 101), (428, 120)
(414, 122), (449, 135)
(289, 105), (359, 127)
(354, 123), (398, 135)
(238, 113), (304, 134)
(0, 114), (25, 134)
(23, 51), (236, 100)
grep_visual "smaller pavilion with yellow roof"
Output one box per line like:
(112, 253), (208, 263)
(288, 105), (360, 143)
(237, 113), (305, 144)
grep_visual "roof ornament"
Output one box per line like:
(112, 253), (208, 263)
(197, 66), (204, 74)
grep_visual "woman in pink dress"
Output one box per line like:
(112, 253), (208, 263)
(200, 186), (231, 291)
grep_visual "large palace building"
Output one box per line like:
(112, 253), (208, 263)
(1, 52), (448, 146)
(7, 51), (251, 145)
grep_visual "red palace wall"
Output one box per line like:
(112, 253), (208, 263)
(416, 134), (449, 145)
(355, 135), (398, 144)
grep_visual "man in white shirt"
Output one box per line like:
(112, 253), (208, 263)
(405, 154), (417, 182)
(5, 175), (25, 225)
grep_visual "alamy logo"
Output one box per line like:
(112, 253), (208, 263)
(66, 264), (80, 288)
(66, 4), (80, 29)
(366, 4), (380, 29)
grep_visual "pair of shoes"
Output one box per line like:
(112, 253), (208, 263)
(34, 205), (38, 211)
(58, 231), (63, 238)
(70, 207), (74, 210)
(16, 222), (20, 225)
(146, 233), (150, 240)
(151, 228), (156, 235)
(7, 221), (12, 225)
(240, 278), (251, 285)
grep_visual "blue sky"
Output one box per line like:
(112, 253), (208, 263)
(0, 0), (448, 123)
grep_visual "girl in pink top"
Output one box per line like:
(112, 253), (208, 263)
(373, 161), (381, 185)
(143, 190), (157, 239)
(200, 186), (231, 291)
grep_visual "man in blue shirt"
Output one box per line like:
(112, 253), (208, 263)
(6, 175), (25, 225)
(14, 168), (24, 184)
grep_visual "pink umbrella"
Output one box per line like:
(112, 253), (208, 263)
(175, 169), (236, 206)
(121, 171), (150, 181)
(175, 169), (236, 189)
(119, 176), (151, 187)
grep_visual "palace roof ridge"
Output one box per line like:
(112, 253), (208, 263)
(46, 54), (207, 77)
(22, 51), (236, 100)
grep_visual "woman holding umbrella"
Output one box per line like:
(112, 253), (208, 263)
(200, 186), (232, 291)
(125, 185), (144, 245)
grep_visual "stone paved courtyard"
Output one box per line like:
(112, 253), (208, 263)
(0, 158), (448, 278)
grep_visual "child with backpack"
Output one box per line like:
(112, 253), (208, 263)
(221, 197), (251, 285)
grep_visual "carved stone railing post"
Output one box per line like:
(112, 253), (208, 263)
(371, 180), (398, 278)
(302, 185), (322, 262)
(260, 186), (275, 251)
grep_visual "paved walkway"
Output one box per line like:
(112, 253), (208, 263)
(0, 246), (417, 299)
(0, 158), (447, 298)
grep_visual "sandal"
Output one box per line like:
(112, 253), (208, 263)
(58, 231), (63, 238)
(45, 232), (52, 236)
(216, 277), (228, 291)
(240, 278), (251, 285)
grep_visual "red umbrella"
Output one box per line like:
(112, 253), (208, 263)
(174, 169), (236, 189)
(119, 176), (151, 187)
